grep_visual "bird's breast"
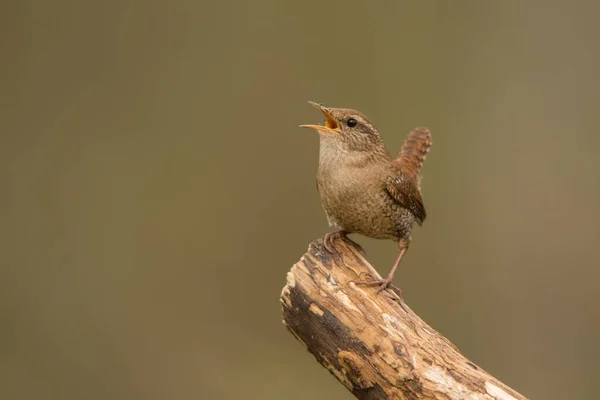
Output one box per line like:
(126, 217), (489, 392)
(317, 163), (402, 239)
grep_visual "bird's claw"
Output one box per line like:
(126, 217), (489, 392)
(322, 231), (365, 256)
(323, 232), (339, 254)
(350, 276), (396, 294)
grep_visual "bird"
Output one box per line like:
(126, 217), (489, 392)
(300, 101), (432, 292)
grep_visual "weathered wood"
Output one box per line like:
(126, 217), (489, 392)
(280, 239), (527, 400)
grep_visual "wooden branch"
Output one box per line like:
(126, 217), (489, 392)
(280, 239), (527, 400)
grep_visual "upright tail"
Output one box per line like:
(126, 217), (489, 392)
(395, 127), (432, 182)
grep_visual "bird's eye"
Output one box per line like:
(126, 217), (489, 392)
(347, 118), (357, 127)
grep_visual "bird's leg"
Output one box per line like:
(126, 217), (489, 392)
(323, 230), (344, 253)
(323, 231), (365, 255)
(351, 246), (407, 293)
(323, 231), (340, 253)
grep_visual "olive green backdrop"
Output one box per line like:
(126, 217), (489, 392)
(2, 1), (599, 399)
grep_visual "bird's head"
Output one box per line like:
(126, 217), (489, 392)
(300, 101), (386, 153)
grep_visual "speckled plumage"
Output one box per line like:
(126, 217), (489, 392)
(301, 102), (432, 291)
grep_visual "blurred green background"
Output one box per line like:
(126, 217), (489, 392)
(2, 1), (599, 399)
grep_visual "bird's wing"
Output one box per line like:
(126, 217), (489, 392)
(385, 174), (427, 225)
(395, 127), (432, 182)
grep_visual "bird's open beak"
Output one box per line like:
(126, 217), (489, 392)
(299, 101), (341, 133)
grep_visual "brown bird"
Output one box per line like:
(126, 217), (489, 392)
(300, 101), (432, 292)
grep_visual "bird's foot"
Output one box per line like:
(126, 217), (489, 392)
(350, 275), (396, 294)
(322, 231), (365, 255)
(322, 231), (341, 253)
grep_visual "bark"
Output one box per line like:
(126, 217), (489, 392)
(280, 239), (527, 400)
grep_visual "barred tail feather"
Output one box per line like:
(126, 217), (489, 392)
(395, 127), (432, 181)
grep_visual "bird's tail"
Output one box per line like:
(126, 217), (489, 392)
(395, 127), (432, 182)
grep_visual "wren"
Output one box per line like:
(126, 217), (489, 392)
(300, 101), (432, 292)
